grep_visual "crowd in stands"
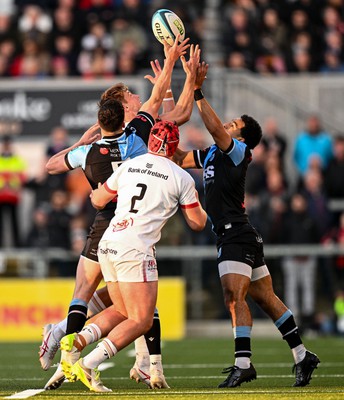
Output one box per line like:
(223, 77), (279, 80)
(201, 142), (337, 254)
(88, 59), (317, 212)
(1, 0), (344, 77)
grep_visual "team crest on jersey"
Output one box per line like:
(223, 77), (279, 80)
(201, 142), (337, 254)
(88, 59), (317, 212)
(100, 147), (109, 155)
(112, 217), (133, 232)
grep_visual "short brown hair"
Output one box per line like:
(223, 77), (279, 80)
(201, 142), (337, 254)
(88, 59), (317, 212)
(99, 83), (128, 106)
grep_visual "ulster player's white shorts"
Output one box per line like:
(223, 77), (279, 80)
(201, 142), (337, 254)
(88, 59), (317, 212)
(98, 240), (158, 283)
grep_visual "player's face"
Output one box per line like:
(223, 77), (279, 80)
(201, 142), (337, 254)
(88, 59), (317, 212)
(123, 90), (142, 113)
(223, 118), (245, 139)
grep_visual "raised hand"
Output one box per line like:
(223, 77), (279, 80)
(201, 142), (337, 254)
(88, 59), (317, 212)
(163, 34), (190, 63)
(77, 123), (101, 146)
(144, 59), (162, 85)
(195, 61), (209, 89)
(180, 44), (201, 77)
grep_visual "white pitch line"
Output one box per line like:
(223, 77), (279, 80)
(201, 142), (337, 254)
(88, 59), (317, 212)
(4, 389), (45, 399)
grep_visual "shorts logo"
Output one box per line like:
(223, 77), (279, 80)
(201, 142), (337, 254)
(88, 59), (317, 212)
(147, 259), (157, 272)
(217, 247), (222, 258)
(99, 248), (117, 255)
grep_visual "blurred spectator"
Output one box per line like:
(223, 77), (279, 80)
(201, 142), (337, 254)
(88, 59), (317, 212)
(293, 114), (333, 180)
(51, 34), (78, 76)
(222, 6), (258, 71)
(77, 45), (115, 78)
(257, 168), (288, 243)
(116, 0), (149, 28)
(246, 142), (267, 195)
(226, 51), (249, 71)
(24, 205), (49, 248)
(323, 211), (344, 287)
(111, 15), (148, 69)
(261, 116), (287, 168)
(320, 49), (344, 73)
(47, 189), (71, 250)
(334, 289), (344, 335)
(282, 192), (319, 332)
(9, 37), (51, 78)
(0, 135), (27, 247)
(324, 135), (344, 200)
(25, 126), (69, 208)
(70, 214), (87, 255)
(302, 167), (332, 238)
(81, 20), (113, 52)
(255, 6), (287, 74)
(79, 0), (115, 27)
(16, 4), (52, 49)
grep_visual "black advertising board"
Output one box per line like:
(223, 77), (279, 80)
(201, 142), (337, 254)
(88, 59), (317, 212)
(0, 79), (146, 138)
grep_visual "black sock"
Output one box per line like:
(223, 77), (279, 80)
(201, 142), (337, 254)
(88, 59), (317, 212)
(278, 315), (302, 349)
(144, 314), (161, 355)
(234, 337), (252, 359)
(66, 304), (88, 334)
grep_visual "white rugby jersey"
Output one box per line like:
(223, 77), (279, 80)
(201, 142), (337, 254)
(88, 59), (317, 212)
(101, 152), (199, 255)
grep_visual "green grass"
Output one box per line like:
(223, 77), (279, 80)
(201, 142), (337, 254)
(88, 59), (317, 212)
(0, 337), (344, 399)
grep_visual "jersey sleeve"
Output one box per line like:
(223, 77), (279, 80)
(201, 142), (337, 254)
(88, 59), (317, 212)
(223, 139), (247, 166)
(179, 173), (199, 209)
(65, 145), (91, 170)
(193, 147), (211, 169)
(126, 111), (155, 145)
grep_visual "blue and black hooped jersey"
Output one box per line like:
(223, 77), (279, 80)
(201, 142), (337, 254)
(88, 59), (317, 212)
(65, 111), (155, 213)
(193, 138), (252, 234)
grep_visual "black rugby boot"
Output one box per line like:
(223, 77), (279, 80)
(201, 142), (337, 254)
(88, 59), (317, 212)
(218, 363), (257, 388)
(292, 351), (320, 387)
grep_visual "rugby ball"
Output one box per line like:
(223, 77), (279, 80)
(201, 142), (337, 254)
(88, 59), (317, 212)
(152, 9), (185, 46)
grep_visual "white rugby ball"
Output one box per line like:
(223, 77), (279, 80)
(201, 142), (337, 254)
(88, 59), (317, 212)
(151, 9), (185, 46)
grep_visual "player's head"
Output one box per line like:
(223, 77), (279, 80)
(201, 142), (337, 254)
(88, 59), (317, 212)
(148, 120), (180, 157)
(240, 115), (262, 149)
(99, 83), (128, 105)
(98, 99), (125, 133)
(224, 115), (262, 150)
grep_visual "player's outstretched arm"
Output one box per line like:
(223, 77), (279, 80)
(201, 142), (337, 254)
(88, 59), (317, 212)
(144, 59), (176, 113)
(140, 34), (190, 119)
(194, 63), (232, 151)
(172, 148), (197, 168)
(162, 44), (201, 126)
(46, 123), (100, 174)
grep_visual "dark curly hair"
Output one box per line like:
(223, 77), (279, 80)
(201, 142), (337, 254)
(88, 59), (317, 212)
(98, 99), (124, 133)
(240, 114), (262, 149)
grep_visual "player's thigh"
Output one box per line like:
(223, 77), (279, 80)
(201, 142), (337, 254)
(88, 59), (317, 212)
(118, 280), (157, 322)
(73, 256), (102, 300)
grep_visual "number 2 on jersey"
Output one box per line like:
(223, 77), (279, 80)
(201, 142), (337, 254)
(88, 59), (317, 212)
(129, 183), (147, 213)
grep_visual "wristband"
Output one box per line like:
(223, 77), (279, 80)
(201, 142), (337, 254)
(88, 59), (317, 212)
(194, 89), (204, 101)
(163, 98), (174, 102)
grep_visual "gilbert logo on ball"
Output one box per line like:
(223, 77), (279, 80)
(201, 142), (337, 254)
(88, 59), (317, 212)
(152, 9), (185, 46)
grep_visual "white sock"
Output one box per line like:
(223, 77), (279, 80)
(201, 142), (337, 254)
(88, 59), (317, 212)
(53, 319), (67, 342)
(87, 292), (107, 318)
(292, 344), (306, 364)
(235, 357), (251, 369)
(79, 323), (102, 346)
(150, 354), (163, 372)
(83, 339), (117, 369)
(134, 335), (149, 355)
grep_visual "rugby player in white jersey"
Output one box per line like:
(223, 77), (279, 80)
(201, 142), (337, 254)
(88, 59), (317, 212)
(58, 120), (207, 392)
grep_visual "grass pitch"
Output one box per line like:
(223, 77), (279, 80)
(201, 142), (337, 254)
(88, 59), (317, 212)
(0, 337), (344, 400)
